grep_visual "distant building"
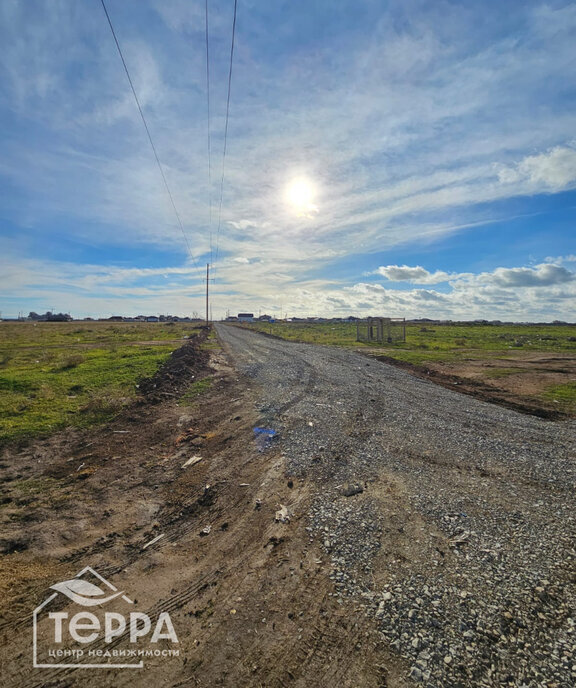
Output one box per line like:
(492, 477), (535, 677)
(28, 311), (72, 322)
(238, 313), (254, 322)
(46, 313), (72, 322)
(146, 316), (159, 322)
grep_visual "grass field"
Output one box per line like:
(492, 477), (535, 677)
(0, 321), (203, 444)
(245, 321), (576, 361)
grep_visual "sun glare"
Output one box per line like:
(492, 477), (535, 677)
(285, 177), (319, 217)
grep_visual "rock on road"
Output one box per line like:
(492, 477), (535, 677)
(217, 324), (576, 688)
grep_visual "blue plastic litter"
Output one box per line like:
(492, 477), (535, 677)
(253, 427), (277, 437)
(253, 427), (277, 452)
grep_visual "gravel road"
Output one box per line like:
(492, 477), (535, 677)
(216, 324), (576, 688)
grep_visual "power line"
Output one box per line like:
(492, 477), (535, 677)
(205, 0), (213, 267)
(213, 0), (238, 272)
(99, 0), (200, 272)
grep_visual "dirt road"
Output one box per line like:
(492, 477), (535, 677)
(1, 325), (574, 687)
(216, 325), (576, 687)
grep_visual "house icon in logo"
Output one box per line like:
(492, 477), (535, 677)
(33, 566), (142, 669)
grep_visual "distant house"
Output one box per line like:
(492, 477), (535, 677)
(225, 316), (239, 322)
(238, 313), (254, 323)
(46, 313), (72, 322)
(146, 316), (159, 322)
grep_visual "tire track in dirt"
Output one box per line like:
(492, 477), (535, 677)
(215, 325), (576, 688)
(218, 328), (319, 420)
(1, 335), (408, 687)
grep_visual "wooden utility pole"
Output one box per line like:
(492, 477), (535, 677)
(205, 263), (209, 324)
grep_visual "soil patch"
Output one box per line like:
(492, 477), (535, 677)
(0, 333), (407, 687)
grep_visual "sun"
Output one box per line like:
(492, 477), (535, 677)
(285, 177), (319, 217)
(287, 178), (315, 206)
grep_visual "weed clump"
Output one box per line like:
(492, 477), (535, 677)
(57, 354), (85, 370)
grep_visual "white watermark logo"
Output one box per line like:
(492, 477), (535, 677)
(33, 566), (178, 669)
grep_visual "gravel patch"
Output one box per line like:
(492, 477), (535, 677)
(217, 324), (576, 688)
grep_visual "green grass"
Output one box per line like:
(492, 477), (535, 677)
(541, 382), (576, 412)
(0, 320), (199, 351)
(243, 322), (576, 364)
(200, 328), (222, 350)
(246, 321), (359, 346)
(0, 321), (203, 444)
(179, 377), (213, 405)
(10, 477), (58, 496)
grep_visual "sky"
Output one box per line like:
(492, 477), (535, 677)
(1, 0), (575, 321)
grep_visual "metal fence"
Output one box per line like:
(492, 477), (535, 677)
(356, 317), (406, 343)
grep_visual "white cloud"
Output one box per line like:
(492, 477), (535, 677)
(3, 1), (575, 262)
(1, 255), (575, 322)
(374, 263), (576, 292)
(0, 2), (575, 319)
(226, 220), (270, 231)
(280, 277), (576, 321)
(496, 145), (576, 191)
(375, 265), (468, 284)
(488, 263), (575, 288)
(544, 254), (576, 264)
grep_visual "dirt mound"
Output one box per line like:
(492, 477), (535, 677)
(138, 327), (210, 401)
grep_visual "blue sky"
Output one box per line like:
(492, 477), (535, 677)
(1, 0), (575, 320)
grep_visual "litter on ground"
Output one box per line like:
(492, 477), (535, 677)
(253, 427), (277, 452)
(182, 455), (203, 468)
(275, 505), (292, 523)
(142, 533), (165, 550)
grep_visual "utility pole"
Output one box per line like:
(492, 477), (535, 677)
(205, 263), (210, 324)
